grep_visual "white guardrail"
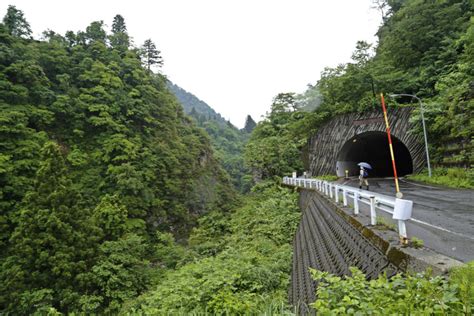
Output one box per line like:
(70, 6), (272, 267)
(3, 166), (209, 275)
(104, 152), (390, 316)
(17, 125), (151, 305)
(283, 176), (413, 242)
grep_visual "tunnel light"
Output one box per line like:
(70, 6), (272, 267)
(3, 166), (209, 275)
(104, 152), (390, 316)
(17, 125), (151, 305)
(353, 139), (357, 142)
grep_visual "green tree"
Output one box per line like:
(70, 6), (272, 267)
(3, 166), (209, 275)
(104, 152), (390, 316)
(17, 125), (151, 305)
(109, 14), (130, 52)
(1, 142), (99, 313)
(243, 115), (257, 133)
(140, 39), (163, 71)
(85, 21), (107, 43)
(2, 5), (31, 38)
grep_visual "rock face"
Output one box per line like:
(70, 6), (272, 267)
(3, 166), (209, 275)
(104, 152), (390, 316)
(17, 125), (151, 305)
(307, 107), (426, 177)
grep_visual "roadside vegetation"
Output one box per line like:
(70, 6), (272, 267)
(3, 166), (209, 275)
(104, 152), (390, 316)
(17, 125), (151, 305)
(311, 262), (474, 315)
(127, 182), (300, 314)
(408, 168), (474, 189)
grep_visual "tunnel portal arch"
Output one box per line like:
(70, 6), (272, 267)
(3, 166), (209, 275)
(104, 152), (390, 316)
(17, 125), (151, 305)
(307, 108), (426, 177)
(335, 131), (413, 177)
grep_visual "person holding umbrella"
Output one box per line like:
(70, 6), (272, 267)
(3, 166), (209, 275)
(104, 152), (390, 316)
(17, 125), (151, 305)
(358, 162), (372, 190)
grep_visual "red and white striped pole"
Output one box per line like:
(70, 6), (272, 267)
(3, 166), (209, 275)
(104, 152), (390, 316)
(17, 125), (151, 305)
(380, 93), (402, 198)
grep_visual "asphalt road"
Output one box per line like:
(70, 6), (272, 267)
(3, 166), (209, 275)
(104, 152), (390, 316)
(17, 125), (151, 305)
(342, 177), (474, 262)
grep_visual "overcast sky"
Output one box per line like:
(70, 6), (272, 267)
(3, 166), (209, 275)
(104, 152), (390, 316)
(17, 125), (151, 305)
(2, 0), (382, 127)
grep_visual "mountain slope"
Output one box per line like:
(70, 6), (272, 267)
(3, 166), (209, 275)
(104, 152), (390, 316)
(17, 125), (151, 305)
(0, 16), (236, 313)
(167, 81), (252, 191)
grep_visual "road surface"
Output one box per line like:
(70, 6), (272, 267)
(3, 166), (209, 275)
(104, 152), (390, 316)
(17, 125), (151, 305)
(343, 177), (474, 262)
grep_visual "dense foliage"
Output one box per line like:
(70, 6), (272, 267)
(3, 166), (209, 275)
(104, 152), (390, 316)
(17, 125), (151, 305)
(0, 7), (236, 313)
(127, 183), (300, 314)
(1, 1), (473, 314)
(244, 93), (316, 181)
(311, 262), (474, 315)
(245, 0), (473, 181)
(408, 167), (474, 189)
(169, 81), (252, 191)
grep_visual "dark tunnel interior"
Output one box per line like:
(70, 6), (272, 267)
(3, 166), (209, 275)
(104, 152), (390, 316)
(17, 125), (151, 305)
(336, 131), (413, 177)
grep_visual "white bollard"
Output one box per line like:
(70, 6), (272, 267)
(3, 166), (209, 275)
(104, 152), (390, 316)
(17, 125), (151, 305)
(369, 196), (376, 225)
(343, 189), (348, 206)
(393, 198), (413, 243)
(354, 192), (359, 215)
(398, 220), (407, 239)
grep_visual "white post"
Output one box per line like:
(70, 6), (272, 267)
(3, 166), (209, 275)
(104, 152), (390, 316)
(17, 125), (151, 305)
(343, 189), (348, 206)
(329, 184), (333, 199)
(393, 198), (413, 243)
(369, 196), (376, 225)
(398, 220), (407, 239)
(335, 186), (339, 203)
(354, 192), (359, 215)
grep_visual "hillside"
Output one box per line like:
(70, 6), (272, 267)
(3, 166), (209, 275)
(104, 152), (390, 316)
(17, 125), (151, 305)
(245, 0), (473, 183)
(167, 81), (252, 191)
(0, 9), (236, 314)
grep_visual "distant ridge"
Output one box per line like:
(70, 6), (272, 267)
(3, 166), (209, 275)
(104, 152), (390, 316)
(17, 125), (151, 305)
(167, 80), (231, 127)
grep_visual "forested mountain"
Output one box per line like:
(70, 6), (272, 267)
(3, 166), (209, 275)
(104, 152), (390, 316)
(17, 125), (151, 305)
(1, 0), (473, 314)
(167, 81), (252, 191)
(246, 0), (473, 183)
(167, 81), (228, 125)
(0, 7), (236, 313)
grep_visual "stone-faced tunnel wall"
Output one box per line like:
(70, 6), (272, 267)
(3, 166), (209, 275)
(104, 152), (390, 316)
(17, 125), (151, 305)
(308, 107), (425, 177)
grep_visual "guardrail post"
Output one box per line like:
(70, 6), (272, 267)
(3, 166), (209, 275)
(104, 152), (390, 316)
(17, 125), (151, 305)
(398, 220), (407, 240)
(393, 198), (412, 244)
(354, 192), (359, 215)
(335, 186), (339, 203)
(369, 196), (376, 225)
(343, 189), (348, 206)
(329, 184), (333, 199)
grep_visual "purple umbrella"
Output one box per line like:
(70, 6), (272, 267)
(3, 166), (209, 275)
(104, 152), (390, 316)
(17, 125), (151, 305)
(357, 162), (372, 170)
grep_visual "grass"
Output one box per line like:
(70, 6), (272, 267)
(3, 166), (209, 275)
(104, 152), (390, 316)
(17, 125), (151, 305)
(375, 216), (397, 231)
(410, 236), (424, 248)
(449, 261), (474, 315)
(316, 174), (339, 181)
(408, 167), (474, 189)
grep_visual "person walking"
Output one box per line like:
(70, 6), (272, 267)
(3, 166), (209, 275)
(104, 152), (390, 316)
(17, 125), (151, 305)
(359, 166), (369, 190)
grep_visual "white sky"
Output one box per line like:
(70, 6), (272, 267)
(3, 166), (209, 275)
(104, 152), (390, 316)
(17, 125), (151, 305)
(2, 0), (382, 128)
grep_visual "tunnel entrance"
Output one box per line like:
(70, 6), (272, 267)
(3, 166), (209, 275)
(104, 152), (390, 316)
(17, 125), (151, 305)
(336, 131), (413, 177)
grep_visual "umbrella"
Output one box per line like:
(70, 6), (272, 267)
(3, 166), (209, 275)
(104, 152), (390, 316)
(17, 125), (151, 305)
(357, 162), (372, 170)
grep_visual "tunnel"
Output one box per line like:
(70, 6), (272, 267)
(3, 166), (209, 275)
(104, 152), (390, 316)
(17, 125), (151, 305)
(335, 131), (413, 177)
